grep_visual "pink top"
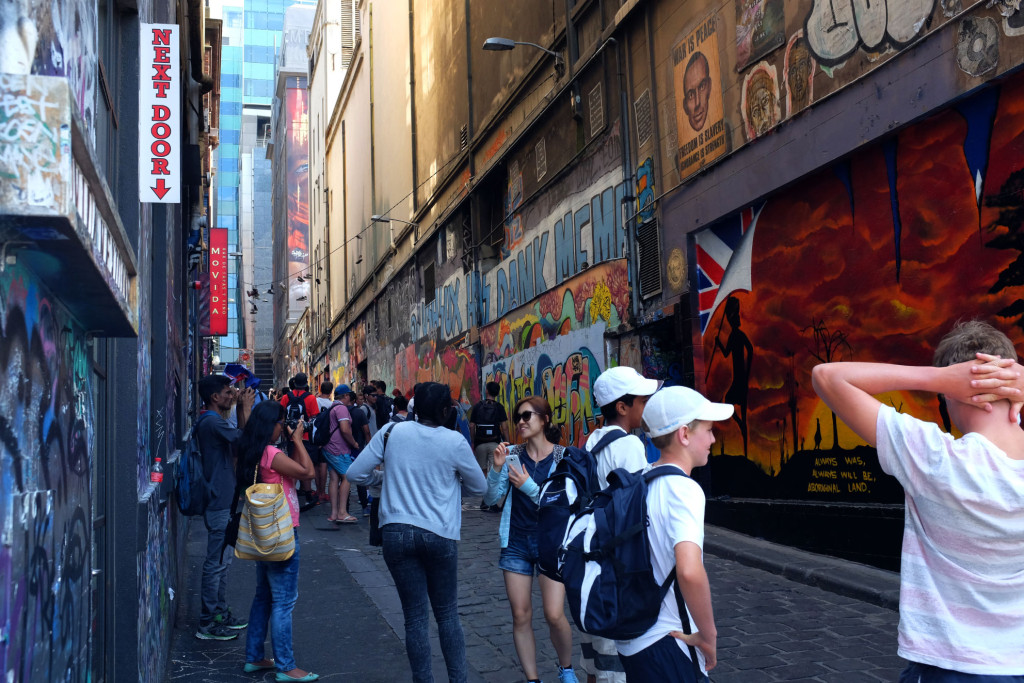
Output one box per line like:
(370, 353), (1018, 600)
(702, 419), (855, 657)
(259, 445), (299, 527)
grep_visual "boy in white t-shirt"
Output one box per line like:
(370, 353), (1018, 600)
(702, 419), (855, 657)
(812, 320), (1024, 681)
(579, 367), (659, 683)
(615, 386), (733, 682)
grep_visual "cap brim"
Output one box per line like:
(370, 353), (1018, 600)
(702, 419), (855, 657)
(697, 402), (734, 422)
(630, 376), (661, 396)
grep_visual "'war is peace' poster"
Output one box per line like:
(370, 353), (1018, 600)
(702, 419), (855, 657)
(673, 14), (726, 180)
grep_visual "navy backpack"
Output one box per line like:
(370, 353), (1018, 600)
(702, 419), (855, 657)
(535, 430), (628, 580)
(559, 466), (697, 643)
(174, 412), (215, 516)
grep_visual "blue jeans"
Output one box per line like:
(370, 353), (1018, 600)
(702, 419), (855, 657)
(201, 507), (233, 624)
(245, 528), (301, 672)
(382, 523), (467, 683)
(900, 662), (1024, 682)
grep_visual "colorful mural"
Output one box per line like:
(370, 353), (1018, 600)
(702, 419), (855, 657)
(484, 325), (606, 448)
(479, 260), (631, 447)
(394, 339), (481, 406)
(0, 263), (94, 681)
(694, 76), (1024, 503)
(480, 259), (630, 364)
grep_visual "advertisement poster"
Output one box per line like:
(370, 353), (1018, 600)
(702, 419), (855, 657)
(286, 78), (310, 320)
(673, 14), (726, 180)
(735, 0), (785, 70)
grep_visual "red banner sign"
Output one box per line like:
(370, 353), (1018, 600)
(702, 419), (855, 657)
(209, 228), (227, 336)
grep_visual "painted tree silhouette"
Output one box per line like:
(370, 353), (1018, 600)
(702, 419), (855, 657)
(805, 319), (852, 449)
(986, 168), (1024, 332)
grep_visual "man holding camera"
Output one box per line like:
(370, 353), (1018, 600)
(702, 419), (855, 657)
(279, 373), (321, 508)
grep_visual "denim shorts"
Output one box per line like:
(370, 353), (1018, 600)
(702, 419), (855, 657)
(322, 450), (354, 475)
(499, 529), (539, 576)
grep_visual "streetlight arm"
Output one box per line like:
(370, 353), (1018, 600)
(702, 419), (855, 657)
(514, 41), (561, 62)
(371, 215), (418, 227)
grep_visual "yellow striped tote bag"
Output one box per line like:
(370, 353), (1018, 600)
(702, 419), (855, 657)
(234, 465), (295, 562)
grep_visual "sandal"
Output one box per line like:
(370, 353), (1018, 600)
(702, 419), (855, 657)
(326, 517), (339, 523)
(338, 515), (358, 524)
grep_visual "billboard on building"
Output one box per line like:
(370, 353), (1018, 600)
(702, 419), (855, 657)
(286, 79), (310, 319)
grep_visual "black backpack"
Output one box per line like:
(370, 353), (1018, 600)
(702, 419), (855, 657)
(286, 391), (310, 424)
(174, 412), (216, 516)
(311, 403), (340, 447)
(472, 399), (504, 441)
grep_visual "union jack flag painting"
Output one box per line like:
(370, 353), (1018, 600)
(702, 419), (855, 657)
(695, 203), (764, 334)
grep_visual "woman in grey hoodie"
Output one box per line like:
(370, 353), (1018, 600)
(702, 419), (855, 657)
(347, 382), (487, 683)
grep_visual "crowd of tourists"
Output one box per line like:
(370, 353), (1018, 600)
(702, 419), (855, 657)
(188, 320), (1024, 683)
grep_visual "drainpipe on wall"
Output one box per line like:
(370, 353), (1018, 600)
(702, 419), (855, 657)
(187, 0), (214, 94)
(611, 36), (642, 328)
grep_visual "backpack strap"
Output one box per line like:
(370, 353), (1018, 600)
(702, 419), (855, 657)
(590, 429), (629, 454)
(670, 574), (703, 680)
(380, 422), (397, 462)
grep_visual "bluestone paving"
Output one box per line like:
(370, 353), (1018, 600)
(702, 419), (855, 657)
(167, 492), (906, 682)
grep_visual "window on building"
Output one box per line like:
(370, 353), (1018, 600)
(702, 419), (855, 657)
(423, 263), (436, 304)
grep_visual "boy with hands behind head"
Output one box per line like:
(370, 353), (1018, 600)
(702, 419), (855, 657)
(812, 321), (1024, 682)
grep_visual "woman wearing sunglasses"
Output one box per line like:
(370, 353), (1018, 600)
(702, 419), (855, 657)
(484, 395), (578, 683)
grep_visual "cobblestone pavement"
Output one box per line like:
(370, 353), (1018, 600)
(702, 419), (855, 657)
(168, 495), (905, 682)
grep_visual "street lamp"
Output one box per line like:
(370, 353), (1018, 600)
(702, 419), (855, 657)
(482, 37), (565, 78)
(371, 214), (418, 248)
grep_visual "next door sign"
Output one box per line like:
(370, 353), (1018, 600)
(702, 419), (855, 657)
(139, 24), (180, 203)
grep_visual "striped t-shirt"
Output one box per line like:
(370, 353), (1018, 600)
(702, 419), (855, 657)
(876, 405), (1024, 675)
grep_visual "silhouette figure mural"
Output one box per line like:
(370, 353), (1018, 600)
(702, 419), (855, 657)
(693, 74), (1024, 504)
(711, 297), (753, 457)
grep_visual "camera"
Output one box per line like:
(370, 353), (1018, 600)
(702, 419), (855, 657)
(283, 418), (300, 430)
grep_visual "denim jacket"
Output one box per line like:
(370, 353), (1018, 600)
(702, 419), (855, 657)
(483, 444), (565, 548)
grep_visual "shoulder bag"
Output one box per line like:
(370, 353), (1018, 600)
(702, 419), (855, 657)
(234, 456), (296, 561)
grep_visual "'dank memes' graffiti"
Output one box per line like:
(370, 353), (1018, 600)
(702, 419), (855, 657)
(695, 76), (1024, 504)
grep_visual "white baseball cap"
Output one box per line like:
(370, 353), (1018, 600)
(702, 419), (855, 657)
(593, 366), (660, 407)
(642, 386), (734, 438)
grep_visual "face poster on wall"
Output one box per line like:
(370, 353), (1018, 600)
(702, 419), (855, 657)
(673, 14), (727, 180)
(741, 62), (781, 141)
(736, 0), (785, 70)
(784, 31), (815, 117)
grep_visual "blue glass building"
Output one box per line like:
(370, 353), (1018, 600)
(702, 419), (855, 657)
(213, 0), (313, 367)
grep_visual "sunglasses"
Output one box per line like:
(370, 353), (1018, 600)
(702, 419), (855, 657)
(513, 410), (537, 423)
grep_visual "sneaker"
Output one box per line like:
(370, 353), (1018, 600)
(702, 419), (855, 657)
(195, 621), (238, 640)
(362, 506), (371, 517)
(557, 666), (578, 683)
(214, 611), (248, 630)
(479, 502), (489, 511)
(487, 505), (500, 513)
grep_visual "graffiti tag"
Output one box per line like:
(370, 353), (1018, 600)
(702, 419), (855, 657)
(804, 0), (935, 64)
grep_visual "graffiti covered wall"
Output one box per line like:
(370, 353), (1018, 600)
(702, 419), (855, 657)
(693, 74), (1024, 504)
(0, 263), (94, 681)
(480, 260), (631, 447)
(653, 1), (1024, 196)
